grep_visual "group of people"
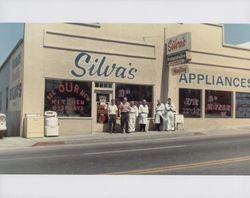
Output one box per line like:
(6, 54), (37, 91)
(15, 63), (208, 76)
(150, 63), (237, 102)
(154, 98), (176, 132)
(108, 97), (149, 133)
(107, 97), (176, 134)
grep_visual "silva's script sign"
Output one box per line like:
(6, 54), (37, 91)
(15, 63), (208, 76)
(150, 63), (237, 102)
(166, 32), (191, 55)
(71, 52), (138, 80)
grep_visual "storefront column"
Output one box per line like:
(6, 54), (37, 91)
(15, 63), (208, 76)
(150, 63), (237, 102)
(233, 91), (236, 119)
(202, 89), (205, 119)
(91, 82), (95, 134)
(112, 83), (116, 100)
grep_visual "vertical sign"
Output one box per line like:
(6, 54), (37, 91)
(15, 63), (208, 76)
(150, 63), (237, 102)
(9, 49), (23, 112)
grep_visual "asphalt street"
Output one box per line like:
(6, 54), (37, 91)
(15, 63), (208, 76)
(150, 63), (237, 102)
(1, 133), (250, 175)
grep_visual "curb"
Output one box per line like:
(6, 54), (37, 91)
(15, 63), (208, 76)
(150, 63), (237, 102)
(2, 127), (250, 149)
(32, 141), (65, 147)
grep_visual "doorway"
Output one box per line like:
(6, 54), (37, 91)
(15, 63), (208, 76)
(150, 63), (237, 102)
(93, 91), (113, 132)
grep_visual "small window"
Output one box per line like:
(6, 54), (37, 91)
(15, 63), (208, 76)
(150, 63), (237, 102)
(95, 82), (112, 88)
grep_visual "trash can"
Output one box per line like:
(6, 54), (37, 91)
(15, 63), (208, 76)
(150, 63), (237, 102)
(175, 114), (184, 130)
(24, 113), (44, 138)
(0, 113), (7, 139)
(44, 111), (59, 137)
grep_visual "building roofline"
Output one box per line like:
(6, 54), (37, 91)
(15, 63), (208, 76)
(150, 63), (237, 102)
(203, 23), (223, 28)
(222, 43), (250, 51)
(0, 38), (23, 72)
(204, 23), (250, 51)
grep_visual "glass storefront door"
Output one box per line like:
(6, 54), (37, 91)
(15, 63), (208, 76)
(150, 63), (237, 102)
(96, 93), (110, 124)
(94, 91), (113, 132)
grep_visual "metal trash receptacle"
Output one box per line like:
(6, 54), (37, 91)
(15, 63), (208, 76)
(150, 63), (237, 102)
(24, 113), (44, 138)
(0, 114), (7, 139)
(44, 111), (59, 137)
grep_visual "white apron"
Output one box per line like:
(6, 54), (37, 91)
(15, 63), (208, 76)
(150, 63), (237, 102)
(128, 105), (138, 132)
(164, 103), (176, 131)
(138, 104), (149, 125)
(154, 103), (165, 124)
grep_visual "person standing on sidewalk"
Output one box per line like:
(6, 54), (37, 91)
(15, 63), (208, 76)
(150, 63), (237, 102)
(165, 98), (176, 131)
(154, 99), (165, 131)
(138, 99), (149, 132)
(119, 97), (130, 133)
(108, 99), (118, 133)
(128, 101), (138, 133)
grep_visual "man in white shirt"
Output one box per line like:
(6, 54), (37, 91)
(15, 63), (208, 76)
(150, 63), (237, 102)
(138, 99), (149, 132)
(164, 98), (176, 131)
(119, 97), (130, 133)
(108, 99), (118, 133)
(128, 101), (138, 132)
(154, 99), (165, 131)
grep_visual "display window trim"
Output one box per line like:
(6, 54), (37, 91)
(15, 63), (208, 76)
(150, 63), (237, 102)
(115, 83), (154, 118)
(179, 88), (203, 118)
(235, 91), (250, 119)
(205, 89), (233, 119)
(44, 78), (92, 118)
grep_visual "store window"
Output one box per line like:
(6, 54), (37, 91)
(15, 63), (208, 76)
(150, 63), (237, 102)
(115, 84), (153, 116)
(45, 80), (92, 117)
(236, 92), (250, 118)
(179, 88), (202, 118)
(205, 90), (232, 118)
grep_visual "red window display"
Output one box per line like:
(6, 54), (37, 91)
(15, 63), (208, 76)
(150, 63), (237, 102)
(205, 90), (232, 118)
(179, 88), (202, 118)
(45, 80), (92, 117)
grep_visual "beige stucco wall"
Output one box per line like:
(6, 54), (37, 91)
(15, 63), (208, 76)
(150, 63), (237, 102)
(22, 23), (165, 136)
(164, 24), (249, 59)
(166, 25), (250, 130)
(170, 64), (250, 129)
(19, 23), (250, 135)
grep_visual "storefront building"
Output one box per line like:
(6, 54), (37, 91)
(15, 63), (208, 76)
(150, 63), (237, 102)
(0, 23), (249, 137)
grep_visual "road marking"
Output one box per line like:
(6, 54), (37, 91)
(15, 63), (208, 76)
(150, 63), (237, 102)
(108, 155), (250, 175)
(84, 145), (185, 156)
(0, 145), (185, 161)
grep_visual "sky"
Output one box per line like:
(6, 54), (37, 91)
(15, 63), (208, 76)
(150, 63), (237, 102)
(223, 24), (250, 45)
(0, 23), (24, 66)
(0, 23), (249, 66)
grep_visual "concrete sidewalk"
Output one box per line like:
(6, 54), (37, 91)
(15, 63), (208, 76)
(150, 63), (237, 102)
(1, 126), (250, 150)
